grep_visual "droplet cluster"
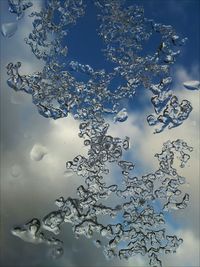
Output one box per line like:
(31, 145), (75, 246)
(6, 0), (195, 266)
(6, 0), (193, 131)
(12, 117), (192, 266)
(8, 0), (33, 20)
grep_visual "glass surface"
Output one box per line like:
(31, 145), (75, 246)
(0, 0), (199, 266)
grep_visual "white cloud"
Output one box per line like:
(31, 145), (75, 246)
(162, 229), (200, 267)
(107, 65), (199, 267)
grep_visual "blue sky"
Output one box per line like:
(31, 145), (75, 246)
(0, 1), (199, 267)
(63, 0), (200, 115)
(65, 0), (199, 71)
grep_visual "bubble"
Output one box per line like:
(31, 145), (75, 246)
(30, 144), (47, 161)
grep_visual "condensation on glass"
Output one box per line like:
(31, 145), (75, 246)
(5, 0), (197, 266)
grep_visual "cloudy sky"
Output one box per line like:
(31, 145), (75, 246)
(0, 0), (199, 266)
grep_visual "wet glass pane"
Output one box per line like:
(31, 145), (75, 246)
(0, 0), (199, 266)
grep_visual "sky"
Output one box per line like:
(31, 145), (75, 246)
(0, 0), (200, 267)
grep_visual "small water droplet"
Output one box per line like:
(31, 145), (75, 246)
(94, 239), (102, 248)
(49, 246), (63, 259)
(10, 164), (21, 177)
(63, 170), (74, 177)
(114, 108), (128, 123)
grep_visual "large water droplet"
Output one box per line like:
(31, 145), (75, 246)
(11, 219), (42, 244)
(30, 144), (48, 161)
(183, 80), (200, 90)
(1, 22), (17, 38)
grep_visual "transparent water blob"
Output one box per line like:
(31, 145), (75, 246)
(94, 239), (102, 248)
(11, 219), (43, 244)
(1, 22), (18, 38)
(63, 170), (74, 177)
(30, 144), (48, 161)
(183, 80), (200, 90)
(10, 91), (27, 105)
(10, 164), (21, 177)
(114, 108), (128, 123)
(49, 246), (64, 259)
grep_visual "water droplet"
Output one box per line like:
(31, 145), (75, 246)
(10, 91), (27, 104)
(11, 219), (43, 244)
(114, 108), (128, 123)
(63, 170), (74, 177)
(42, 211), (64, 235)
(49, 246), (63, 259)
(10, 164), (21, 177)
(183, 80), (200, 90)
(94, 239), (102, 248)
(1, 22), (17, 38)
(30, 144), (47, 161)
(147, 114), (157, 126)
(123, 137), (130, 150)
